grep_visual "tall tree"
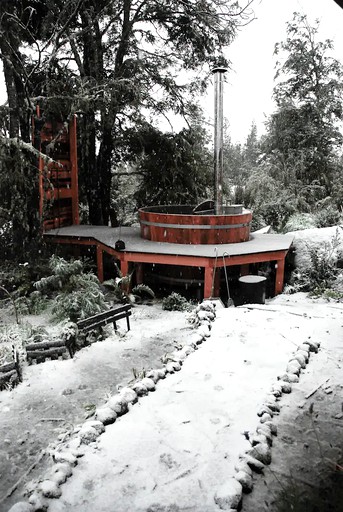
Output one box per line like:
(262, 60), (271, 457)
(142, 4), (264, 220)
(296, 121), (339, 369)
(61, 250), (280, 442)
(265, 13), (343, 202)
(1, 0), (255, 230)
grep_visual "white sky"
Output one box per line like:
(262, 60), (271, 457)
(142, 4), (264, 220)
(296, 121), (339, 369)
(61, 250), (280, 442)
(1, 0), (343, 144)
(220, 0), (343, 143)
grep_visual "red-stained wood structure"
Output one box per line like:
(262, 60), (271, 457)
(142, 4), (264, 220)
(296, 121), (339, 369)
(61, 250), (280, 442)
(34, 109), (79, 231)
(37, 115), (293, 300)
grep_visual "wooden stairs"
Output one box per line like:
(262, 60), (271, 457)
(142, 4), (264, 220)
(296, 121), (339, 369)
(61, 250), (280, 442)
(33, 110), (79, 231)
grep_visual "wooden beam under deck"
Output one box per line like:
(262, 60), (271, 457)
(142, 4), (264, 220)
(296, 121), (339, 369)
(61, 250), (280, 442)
(45, 231), (291, 299)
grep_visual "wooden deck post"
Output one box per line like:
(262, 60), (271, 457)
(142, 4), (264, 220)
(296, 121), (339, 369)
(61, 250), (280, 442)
(135, 263), (144, 285)
(204, 266), (220, 299)
(275, 257), (285, 295)
(120, 260), (129, 277)
(96, 245), (104, 282)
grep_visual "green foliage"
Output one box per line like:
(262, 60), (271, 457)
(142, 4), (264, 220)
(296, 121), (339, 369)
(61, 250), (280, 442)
(288, 231), (342, 294)
(132, 284), (155, 301)
(129, 124), (212, 208)
(162, 292), (191, 311)
(35, 256), (107, 322)
(283, 213), (317, 233)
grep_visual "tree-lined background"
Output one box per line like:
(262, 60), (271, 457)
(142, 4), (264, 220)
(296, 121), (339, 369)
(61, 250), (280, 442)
(0, 1), (342, 262)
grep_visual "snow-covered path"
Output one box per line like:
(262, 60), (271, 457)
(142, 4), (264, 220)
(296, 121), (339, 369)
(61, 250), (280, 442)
(45, 295), (341, 512)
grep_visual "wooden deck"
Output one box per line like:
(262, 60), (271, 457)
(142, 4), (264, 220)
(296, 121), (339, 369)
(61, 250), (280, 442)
(45, 225), (294, 298)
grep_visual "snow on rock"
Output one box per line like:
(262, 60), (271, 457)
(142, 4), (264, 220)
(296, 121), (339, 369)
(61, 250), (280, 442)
(7, 503), (34, 512)
(247, 442), (272, 465)
(52, 451), (77, 466)
(28, 492), (48, 510)
(95, 406), (117, 425)
(214, 478), (243, 510)
(78, 421), (105, 445)
(235, 470), (253, 493)
(241, 454), (265, 473)
(39, 480), (62, 498)
(118, 386), (138, 404)
(140, 377), (156, 391)
(286, 360), (301, 375)
(106, 395), (129, 415)
(131, 381), (148, 396)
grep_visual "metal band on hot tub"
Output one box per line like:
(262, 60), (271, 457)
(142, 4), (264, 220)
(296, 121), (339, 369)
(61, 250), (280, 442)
(140, 220), (251, 230)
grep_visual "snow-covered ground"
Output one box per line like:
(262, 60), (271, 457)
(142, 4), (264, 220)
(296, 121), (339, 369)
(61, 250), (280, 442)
(3, 292), (341, 512)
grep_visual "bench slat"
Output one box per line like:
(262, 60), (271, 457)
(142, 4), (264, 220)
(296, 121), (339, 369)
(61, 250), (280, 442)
(77, 305), (131, 330)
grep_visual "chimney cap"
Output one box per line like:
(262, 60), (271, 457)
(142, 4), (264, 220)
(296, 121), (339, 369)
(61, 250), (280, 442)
(211, 67), (228, 74)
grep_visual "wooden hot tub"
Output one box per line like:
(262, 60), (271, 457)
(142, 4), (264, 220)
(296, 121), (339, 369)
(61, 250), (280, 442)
(139, 205), (252, 244)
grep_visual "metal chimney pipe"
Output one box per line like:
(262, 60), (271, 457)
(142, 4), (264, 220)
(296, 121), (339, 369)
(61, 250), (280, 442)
(212, 67), (227, 215)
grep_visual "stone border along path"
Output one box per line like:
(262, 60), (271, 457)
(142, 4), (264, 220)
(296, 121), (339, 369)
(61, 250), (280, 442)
(7, 301), (320, 512)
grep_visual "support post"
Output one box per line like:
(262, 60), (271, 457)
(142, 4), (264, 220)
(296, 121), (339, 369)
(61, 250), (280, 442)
(96, 245), (104, 282)
(275, 257), (285, 295)
(120, 260), (129, 277)
(135, 263), (144, 285)
(204, 266), (220, 299)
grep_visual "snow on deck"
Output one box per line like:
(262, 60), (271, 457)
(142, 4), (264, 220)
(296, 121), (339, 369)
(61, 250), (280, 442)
(45, 225), (293, 258)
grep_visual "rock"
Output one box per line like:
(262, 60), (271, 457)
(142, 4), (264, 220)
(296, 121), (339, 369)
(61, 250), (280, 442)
(156, 368), (167, 379)
(264, 421), (277, 436)
(247, 442), (271, 465)
(234, 460), (253, 476)
(241, 454), (265, 473)
(197, 325), (210, 338)
(83, 420), (105, 435)
(286, 360), (301, 375)
(260, 413), (272, 423)
(296, 349), (309, 362)
(250, 433), (270, 447)
(51, 470), (68, 485)
(303, 340), (319, 353)
(256, 426), (273, 445)
(200, 300), (216, 313)
(79, 425), (99, 444)
(119, 387), (138, 404)
(52, 451), (77, 465)
(286, 373), (300, 383)
(270, 383), (283, 397)
(290, 354), (306, 368)
(8, 503), (34, 512)
(145, 370), (160, 383)
(197, 310), (215, 322)
(28, 492), (48, 510)
(39, 480), (62, 498)
(257, 405), (274, 417)
(179, 345), (195, 357)
(277, 373), (291, 382)
(165, 361), (181, 373)
(298, 343), (310, 353)
(51, 462), (73, 479)
(95, 406), (117, 425)
(107, 395), (128, 415)
(280, 381), (292, 394)
(235, 470), (253, 493)
(214, 478), (242, 509)
(140, 377), (156, 391)
(264, 401), (280, 413)
(132, 381), (148, 396)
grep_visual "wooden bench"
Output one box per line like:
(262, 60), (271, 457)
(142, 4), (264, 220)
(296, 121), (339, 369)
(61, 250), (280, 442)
(66, 304), (132, 357)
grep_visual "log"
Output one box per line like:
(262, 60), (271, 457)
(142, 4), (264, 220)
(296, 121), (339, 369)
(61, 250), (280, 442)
(0, 361), (16, 373)
(26, 347), (67, 359)
(0, 369), (17, 385)
(25, 339), (66, 351)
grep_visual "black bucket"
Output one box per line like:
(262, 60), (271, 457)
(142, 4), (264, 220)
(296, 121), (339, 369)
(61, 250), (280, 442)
(238, 275), (267, 305)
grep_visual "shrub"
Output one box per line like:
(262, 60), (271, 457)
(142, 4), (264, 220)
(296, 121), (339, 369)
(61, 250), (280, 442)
(35, 256), (107, 322)
(283, 213), (317, 233)
(288, 230), (342, 295)
(162, 292), (190, 311)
